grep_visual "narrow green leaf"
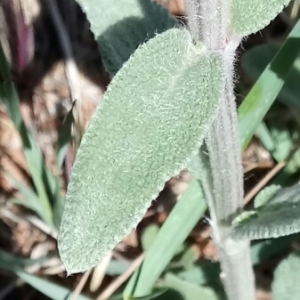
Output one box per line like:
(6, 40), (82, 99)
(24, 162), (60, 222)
(0, 80), (54, 226)
(176, 261), (221, 287)
(231, 0), (292, 36)
(124, 180), (207, 298)
(141, 224), (160, 251)
(42, 162), (65, 228)
(0, 249), (40, 270)
(268, 121), (294, 162)
(255, 123), (276, 153)
(233, 182), (300, 240)
(164, 273), (220, 300)
(75, 0), (176, 74)
(179, 247), (198, 269)
(272, 251), (300, 300)
(16, 271), (92, 300)
(0, 41), (10, 81)
(58, 28), (224, 274)
(57, 103), (75, 168)
(0, 42), (57, 226)
(6, 174), (47, 222)
(242, 44), (300, 110)
(6, 170), (63, 228)
(238, 18), (300, 149)
(128, 289), (169, 300)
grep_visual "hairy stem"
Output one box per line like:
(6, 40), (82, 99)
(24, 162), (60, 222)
(186, 0), (228, 50)
(186, 0), (256, 299)
(205, 80), (256, 300)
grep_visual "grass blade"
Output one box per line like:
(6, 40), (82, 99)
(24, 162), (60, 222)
(0, 41), (60, 226)
(16, 271), (92, 300)
(123, 180), (207, 298)
(238, 18), (300, 149)
(57, 103), (75, 168)
(2, 82), (53, 225)
(0, 249), (41, 270)
(6, 174), (47, 223)
(164, 273), (219, 300)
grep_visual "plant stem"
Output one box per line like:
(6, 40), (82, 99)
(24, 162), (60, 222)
(186, 0), (228, 50)
(186, 0), (256, 299)
(205, 85), (256, 300)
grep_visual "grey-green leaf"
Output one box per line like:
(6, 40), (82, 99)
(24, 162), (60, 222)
(230, 0), (292, 36)
(75, 0), (177, 74)
(254, 184), (281, 209)
(58, 28), (225, 274)
(272, 251), (300, 300)
(233, 182), (300, 240)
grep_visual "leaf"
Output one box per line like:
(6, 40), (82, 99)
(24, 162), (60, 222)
(0, 41), (59, 226)
(254, 184), (282, 208)
(0, 40), (10, 80)
(250, 233), (300, 265)
(57, 102), (75, 168)
(128, 289), (169, 300)
(242, 44), (300, 110)
(141, 224), (160, 251)
(75, 0), (177, 74)
(179, 247), (198, 269)
(238, 18), (300, 149)
(255, 122), (276, 153)
(230, 0), (292, 36)
(106, 259), (129, 276)
(0, 249), (40, 271)
(7, 176), (46, 222)
(233, 182), (300, 240)
(124, 179), (208, 298)
(266, 121), (293, 162)
(58, 28), (224, 274)
(272, 251), (300, 300)
(164, 273), (220, 300)
(0, 82), (54, 226)
(16, 270), (92, 300)
(176, 261), (221, 287)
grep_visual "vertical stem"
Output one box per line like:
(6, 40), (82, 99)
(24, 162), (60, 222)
(185, 0), (256, 299)
(186, 0), (228, 50)
(206, 81), (256, 300)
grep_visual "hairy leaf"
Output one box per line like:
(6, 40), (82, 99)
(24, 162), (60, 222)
(233, 182), (300, 240)
(58, 28), (225, 274)
(272, 251), (300, 300)
(230, 0), (292, 36)
(75, 0), (177, 74)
